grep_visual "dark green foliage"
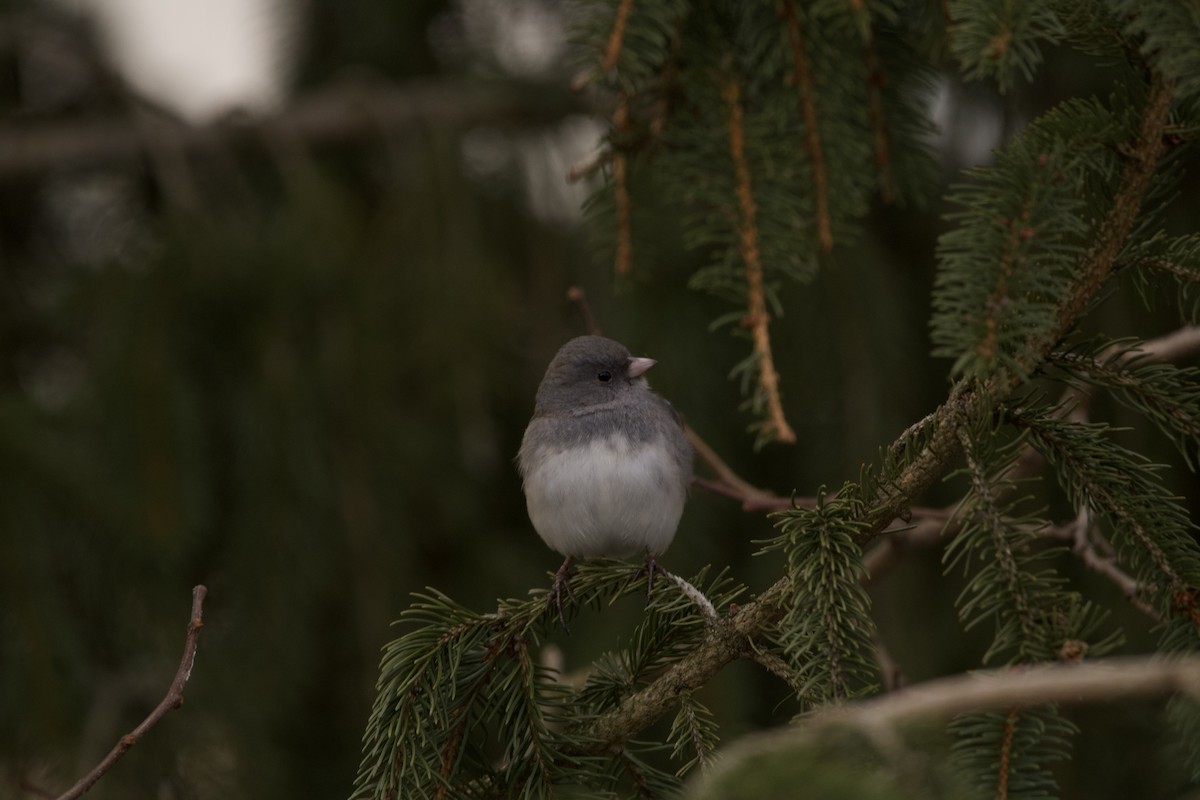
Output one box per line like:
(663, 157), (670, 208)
(351, 563), (747, 799)
(1046, 340), (1200, 468)
(578, 0), (938, 438)
(945, 413), (1121, 665)
(10, 1), (1200, 798)
(949, 707), (1077, 799)
(1167, 695), (1200, 782)
(759, 492), (879, 703)
(947, 0), (1065, 90)
(1114, 0), (1200, 102)
(930, 97), (1138, 379)
(667, 692), (718, 776)
(1010, 405), (1200, 652)
(1123, 232), (1200, 322)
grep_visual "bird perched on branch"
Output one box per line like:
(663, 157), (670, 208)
(518, 335), (694, 626)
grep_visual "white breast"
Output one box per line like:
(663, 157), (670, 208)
(522, 434), (687, 559)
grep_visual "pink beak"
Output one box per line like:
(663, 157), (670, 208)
(627, 356), (656, 378)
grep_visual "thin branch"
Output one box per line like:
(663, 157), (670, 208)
(567, 147), (612, 183)
(695, 654), (1200, 793)
(601, 0), (636, 73)
(823, 654), (1200, 732)
(667, 573), (718, 622)
(612, 94), (634, 276)
(1128, 323), (1200, 363)
(686, 429), (786, 511)
(861, 23), (896, 203)
(979, 171), (1039, 362)
(566, 286), (602, 336)
(781, 0), (833, 252)
(748, 647), (808, 698)
(722, 75), (797, 445)
(0, 80), (583, 181)
(872, 635), (906, 692)
(1044, 507), (1161, 620)
(55, 585), (208, 800)
(997, 708), (1019, 800)
(567, 587), (787, 751)
(1046, 75), (1175, 353)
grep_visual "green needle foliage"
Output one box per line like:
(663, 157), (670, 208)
(350, 2), (1200, 799)
(352, 563), (746, 799)
(947, 0), (1066, 91)
(950, 707), (1078, 800)
(1046, 340), (1200, 467)
(759, 492), (879, 704)
(579, 0), (936, 441)
(1010, 405), (1200, 653)
(945, 413), (1121, 666)
(930, 95), (1139, 379)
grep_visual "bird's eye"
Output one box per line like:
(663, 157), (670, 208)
(597, 371), (612, 382)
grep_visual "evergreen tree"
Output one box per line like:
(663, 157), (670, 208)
(350, 1), (1200, 798)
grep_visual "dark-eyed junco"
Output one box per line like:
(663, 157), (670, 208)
(518, 335), (693, 624)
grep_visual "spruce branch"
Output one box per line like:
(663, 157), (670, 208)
(1046, 340), (1200, 467)
(781, 0), (834, 251)
(612, 94), (634, 276)
(997, 707), (1019, 800)
(721, 74), (797, 446)
(1045, 75), (1175, 354)
(762, 492), (879, 702)
(862, 23), (897, 203)
(1045, 507), (1160, 620)
(602, 0), (636, 73)
(568, 585), (789, 752)
(951, 705), (1076, 800)
(568, 72), (1177, 752)
(949, 425), (1043, 662)
(55, 586), (207, 800)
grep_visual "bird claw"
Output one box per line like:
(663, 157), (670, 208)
(641, 550), (667, 603)
(546, 557), (575, 632)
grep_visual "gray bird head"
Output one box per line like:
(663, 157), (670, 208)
(533, 335), (656, 415)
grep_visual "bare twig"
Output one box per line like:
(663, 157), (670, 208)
(1137, 324), (1200, 362)
(55, 586), (208, 800)
(872, 634), (906, 692)
(567, 147), (612, 183)
(668, 572), (718, 622)
(686, 430), (786, 512)
(20, 781), (56, 799)
(0, 80), (582, 181)
(565, 286), (601, 336)
(1045, 508), (1160, 620)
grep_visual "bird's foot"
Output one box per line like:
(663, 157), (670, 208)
(641, 549), (669, 603)
(546, 556), (575, 631)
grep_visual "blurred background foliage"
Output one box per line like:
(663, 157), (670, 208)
(0, 0), (1197, 798)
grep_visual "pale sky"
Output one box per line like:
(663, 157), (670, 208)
(67, 0), (295, 123)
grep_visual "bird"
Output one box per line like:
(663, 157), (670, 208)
(518, 335), (694, 626)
